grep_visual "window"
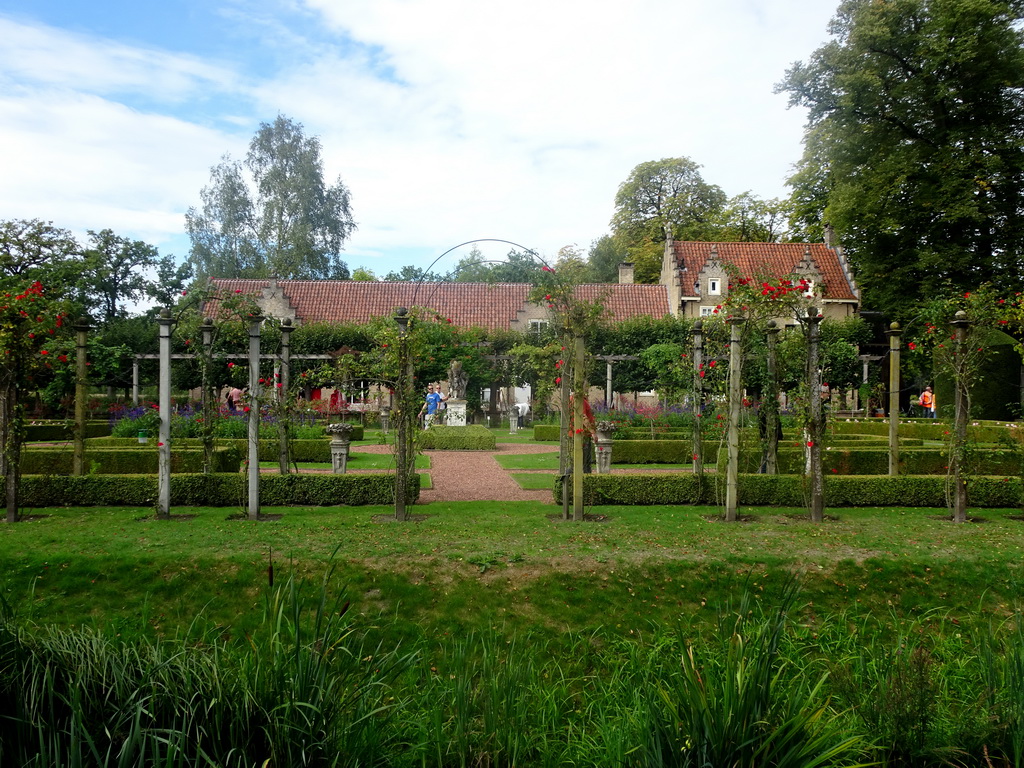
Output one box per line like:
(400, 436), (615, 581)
(700, 306), (716, 317)
(803, 279), (815, 298)
(708, 278), (722, 295)
(529, 319), (550, 335)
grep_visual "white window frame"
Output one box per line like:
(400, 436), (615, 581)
(708, 278), (721, 296)
(529, 319), (550, 334)
(700, 306), (716, 317)
(803, 279), (815, 298)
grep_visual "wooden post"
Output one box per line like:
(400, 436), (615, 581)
(572, 335), (585, 521)
(394, 308), (410, 521)
(200, 317), (215, 474)
(691, 319), (704, 480)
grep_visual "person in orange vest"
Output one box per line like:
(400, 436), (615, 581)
(919, 386), (936, 418)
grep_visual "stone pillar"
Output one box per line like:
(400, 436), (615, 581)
(950, 310), (971, 523)
(156, 309), (173, 519)
(886, 322), (902, 476)
(765, 320), (781, 475)
(806, 308), (825, 523)
(595, 422), (616, 474)
(691, 319), (704, 478)
(726, 314), (744, 521)
(278, 319), (292, 474)
(247, 315), (264, 521)
(132, 358), (140, 406)
(326, 423), (353, 474)
(72, 317), (90, 477)
(509, 405), (519, 434)
(200, 317), (216, 475)
(380, 408), (390, 435)
(446, 399), (468, 426)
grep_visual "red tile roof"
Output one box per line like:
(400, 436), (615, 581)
(668, 242), (858, 302)
(205, 279), (671, 330)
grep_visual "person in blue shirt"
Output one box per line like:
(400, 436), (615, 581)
(419, 384), (447, 427)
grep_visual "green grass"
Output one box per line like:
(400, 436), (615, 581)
(510, 473), (557, 490)
(495, 453), (559, 470)
(258, 452), (430, 470)
(3, 500), (1024, 643)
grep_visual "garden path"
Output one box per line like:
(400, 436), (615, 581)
(358, 441), (558, 503)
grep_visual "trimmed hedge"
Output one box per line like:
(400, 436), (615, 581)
(718, 446), (1020, 476)
(22, 447), (242, 475)
(830, 419), (1019, 443)
(25, 421), (111, 441)
(417, 425), (496, 450)
(87, 438), (347, 463)
(19, 472), (420, 507)
(553, 472), (1023, 508)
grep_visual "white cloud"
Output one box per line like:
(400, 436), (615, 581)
(0, 1), (840, 276)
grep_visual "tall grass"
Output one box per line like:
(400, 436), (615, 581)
(3, 579), (1024, 766)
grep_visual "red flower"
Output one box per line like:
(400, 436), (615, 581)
(235, 289), (242, 294)
(555, 376), (561, 384)
(907, 342), (917, 350)
(806, 440), (814, 447)
(39, 349), (48, 355)
(541, 265), (553, 272)
(243, 406), (250, 413)
(831, 468), (838, 473)
(228, 362), (235, 368)
(158, 442), (164, 447)
(181, 290), (187, 296)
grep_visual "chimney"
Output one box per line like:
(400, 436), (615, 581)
(617, 262), (635, 284)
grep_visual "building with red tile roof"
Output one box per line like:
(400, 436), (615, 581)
(205, 277), (672, 331)
(661, 238), (860, 322)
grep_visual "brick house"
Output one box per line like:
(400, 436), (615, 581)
(660, 238), (860, 322)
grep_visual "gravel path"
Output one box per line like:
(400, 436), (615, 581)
(418, 442), (558, 503)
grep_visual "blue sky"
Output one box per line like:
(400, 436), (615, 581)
(0, 0), (839, 281)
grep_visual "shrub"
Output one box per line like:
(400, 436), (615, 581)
(418, 426), (496, 450)
(19, 472), (421, 507)
(21, 447), (242, 475)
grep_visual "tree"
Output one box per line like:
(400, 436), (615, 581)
(453, 248), (546, 283)
(0, 219), (80, 294)
(713, 193), (791, 243)
(777, 0), (1024, 319)
(78, 230), (161, 325)
(382, 265), (442, 282)
(587, 235), (626, 283)
(351, 267), (377, 281)
(610, 157), (727, 282)
(186, 115), (356, 281)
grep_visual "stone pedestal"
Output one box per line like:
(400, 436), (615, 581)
(508, 406), (519, 434)
(596, 436), (613, 474)
(446, 399), (468, 427)
(379, 409), (390, 435)
(326, 423), (354, 474)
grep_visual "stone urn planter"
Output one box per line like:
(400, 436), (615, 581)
(326, 423), (354, 473)
(595, 421), (617, 474)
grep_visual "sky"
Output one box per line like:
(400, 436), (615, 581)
(0, 0), (840, 280)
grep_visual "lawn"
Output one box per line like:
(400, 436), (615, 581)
(3, 499), (1023, 642)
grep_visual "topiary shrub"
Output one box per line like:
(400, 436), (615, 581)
(21, 447), (242, 475)
(417, 426), (496, 450)
(19, 472), (421, 507)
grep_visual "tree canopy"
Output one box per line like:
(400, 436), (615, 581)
(777, 0), (1024, 319)
(186, 115), (356, 282)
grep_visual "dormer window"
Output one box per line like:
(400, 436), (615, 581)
(708, 278), (721, 296)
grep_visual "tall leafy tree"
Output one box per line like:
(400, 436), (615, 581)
(777, 0), (1024, 318)
(453, 248), (546, 283)
(78, 230), (161, 324)
(186, 115), (356, 281)
(610, 157), (727, 282)
(0, 219), (80, 293)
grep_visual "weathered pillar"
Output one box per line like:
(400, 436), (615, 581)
(394, 308), (410, 521)
(806, 308), (825, 523)
(72, 317), (90, 477)
(950, 310), (971, 523)
(765, 320), (780, 474)
(726, 314), (744, 521)
(572, 335), (586, 521)
(886, 322), (902, 476)
(327, 423), (353, 473)
(132, 358), (140, 406)
(156, 309), (173, 519)
(691, 319), (704, 479)
(595, 422), (615, 474)
(278, 318), (292, 474)
(200, 317), (215, 474)
(247, 314), (263, 521)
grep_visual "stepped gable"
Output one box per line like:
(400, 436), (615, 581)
(669, 241), (858, 302)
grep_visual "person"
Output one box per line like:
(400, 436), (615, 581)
(227, 386), (243, 413)
(920, 385), (936, 418)
(515, 401), (530, 428)
(419, 384), (447, 428)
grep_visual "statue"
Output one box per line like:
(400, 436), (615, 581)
(449, 359), (468, 400)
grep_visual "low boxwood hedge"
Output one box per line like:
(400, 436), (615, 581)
(25, 421), (111, 441)
(87, 438), (347, 463)
(22, 447), (242, 475)
(553, 472), (1023, 508)
(417, 425), (496, 450)
(718, 446), (1020, 476)
(19, 472), (420, 507)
